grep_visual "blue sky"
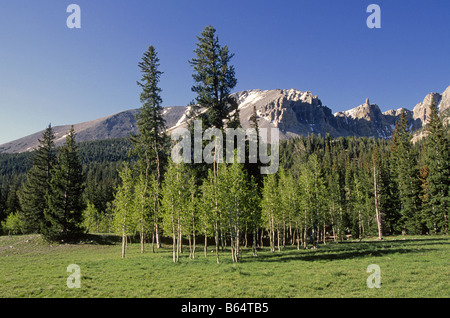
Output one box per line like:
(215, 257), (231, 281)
(0, 0), (449, 145)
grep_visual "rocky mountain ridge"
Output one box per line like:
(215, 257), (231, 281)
(1, 86), (448, 153)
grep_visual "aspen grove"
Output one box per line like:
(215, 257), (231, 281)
(109, 26), (449, 262)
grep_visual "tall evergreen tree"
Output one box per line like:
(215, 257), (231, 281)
(19, 125), (56, 233)
(131, 45), (169, 248)
(377, 147), (400, 235)
(424, 101), (450, 234)
(188, 25), (238, 130)
(391, 111), (421, 234)
(132, 45), (168, 180)
(43, 126), (85, 242)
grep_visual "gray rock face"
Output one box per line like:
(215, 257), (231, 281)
(413, 86), (450, 127)
(1, 86), (449, 153)
(413, 92), (442, 127)
(232, 89), (347, 139)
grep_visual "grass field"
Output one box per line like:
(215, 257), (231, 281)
(0, 234), (449, 298)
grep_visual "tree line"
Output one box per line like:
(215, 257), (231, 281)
(0, 137), (132, 236)
(1, 25), (449, 264)
(108, 25), (450, 262)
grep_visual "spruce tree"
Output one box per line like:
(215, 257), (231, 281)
(391, 111), (421, 234)
(424, 101), (450, 234)
(188, 25), (238, 130)
(131, 45), (169, 248)
(19, 125), (56, 233)
(43, 126), (85, 242)
(378, 148), (401, 235)
(132, 45), (168, 181)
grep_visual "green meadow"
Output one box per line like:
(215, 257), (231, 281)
(0, 234), (448, 298)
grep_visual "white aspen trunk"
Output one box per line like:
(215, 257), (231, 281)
(151, 229), (155, 253)
(277, 227), (281, 252)
(311, 226), (316, 248)
(121, 231), (126, 259)
(236, 226), (240, 262)
(260, 228), (264, 249)
(140, 229), (144, 254)
(323, 222), (326, 245)
(178, 222), (182, 258)
(172, 233), (176, 263)
(213, 158), (220, 264)
(172, 224), (176, 263)
(192, 211), (196, 259)
(232, 235), (236, 262)
(303, 211), (308, 249)
(192, 233), (196, 259)
(289, 222), (296, 246)
(188, 235), (192, 259)
(171, 203), (177, 263)
(155, 219), (161, 249)
(252, 225), (258, 257)
(271, 215), (275, 253)
(204, 232), (208, 258)
(154, 140), (161, 250)
(215, 224), (220, 264)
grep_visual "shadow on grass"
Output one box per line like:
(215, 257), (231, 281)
(240, 238), (444, 263)
(75, 233), (122, 245)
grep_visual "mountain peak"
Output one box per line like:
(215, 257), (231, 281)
(1, 86), (448, 153)
(342, 99), (382, 121)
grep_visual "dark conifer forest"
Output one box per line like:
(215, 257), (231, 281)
(0, 26), (448, 265)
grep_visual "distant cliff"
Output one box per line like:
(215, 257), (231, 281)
(1, 86), (448, 154)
